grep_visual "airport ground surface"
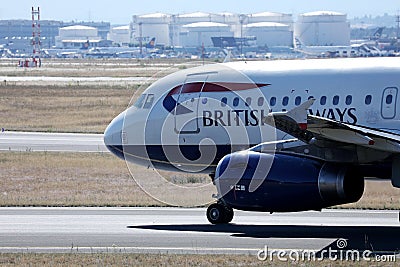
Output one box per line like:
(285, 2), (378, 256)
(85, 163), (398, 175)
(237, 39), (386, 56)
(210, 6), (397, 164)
(0, 58), (400, 265)
(0, 207), (398, 254)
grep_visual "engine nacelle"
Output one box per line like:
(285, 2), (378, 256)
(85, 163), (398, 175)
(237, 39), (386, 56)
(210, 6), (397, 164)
(214, 151), (364, 212)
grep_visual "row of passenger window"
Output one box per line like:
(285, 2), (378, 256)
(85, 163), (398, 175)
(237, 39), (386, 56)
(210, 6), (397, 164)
(134, 93), (380, 109)
(220, 94), (374, 107)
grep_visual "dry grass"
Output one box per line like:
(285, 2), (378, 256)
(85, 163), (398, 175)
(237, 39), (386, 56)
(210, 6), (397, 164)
(0, 151), (398, 209)
(0, 58), (205, 133)
(0, 152), (214, 207)
(340, 179), (400, 210)
(0, 253), (386, 266)
(0, 58), (199, 77)
(0, 152), (157, 207)
(0, 85), (134, 133)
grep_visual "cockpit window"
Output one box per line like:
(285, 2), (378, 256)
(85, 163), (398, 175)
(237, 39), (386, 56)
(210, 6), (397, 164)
(133, 94), (146, 108)
(143, 94), (154, 109)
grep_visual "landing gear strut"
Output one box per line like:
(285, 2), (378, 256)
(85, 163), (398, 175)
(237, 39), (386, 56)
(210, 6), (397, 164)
(206, 201), (234, 224)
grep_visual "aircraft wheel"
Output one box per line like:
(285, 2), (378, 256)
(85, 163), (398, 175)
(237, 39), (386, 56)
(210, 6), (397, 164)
(207, 203), (234, 224)
(224, 206), (234, 223)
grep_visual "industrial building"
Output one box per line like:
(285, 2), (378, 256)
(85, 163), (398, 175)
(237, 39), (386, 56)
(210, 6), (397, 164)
(0, 19), (111, 52)
(0, 10), (355, 58)
(107, 25), (132, 46)
(131, 11), (296, 48)
(132, 13), (171, 46)
(0, 20), (61, 52)
(55, 25), (102, 48)
(247, 12), (293, 28)
(244, 22), (293, 47)
(294, 11), (350, 46)
(180, 22), (233, 47)
(129, 10), (353, 49)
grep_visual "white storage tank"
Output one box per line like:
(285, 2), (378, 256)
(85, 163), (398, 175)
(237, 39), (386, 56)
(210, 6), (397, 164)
(59, 25), (98, 38)
(217, 12), (239, 24)
(295, 11), (350, 46)
(247, 12), (293, 27)
(176, 12), (214, 24)
(180, 22), (233, 47)
(244, 22), (293, 47)
(56, 25), (100, 48)
(174, 12), (239, 47)
(134, 12), (171, 24)
(108, 25), (131, 45)
(133, 13), (171, 46)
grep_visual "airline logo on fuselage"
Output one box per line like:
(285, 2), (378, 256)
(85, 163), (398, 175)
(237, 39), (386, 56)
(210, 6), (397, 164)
(308, 108), (357, 124)
(202, 107), (357, 127)
(162, 83), (358, 126)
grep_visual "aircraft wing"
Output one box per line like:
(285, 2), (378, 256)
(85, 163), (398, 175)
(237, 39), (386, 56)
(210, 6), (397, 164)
(264, 99), (400, 153)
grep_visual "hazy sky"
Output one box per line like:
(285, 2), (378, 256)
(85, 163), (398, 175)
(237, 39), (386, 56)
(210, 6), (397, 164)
(0, 0), (398, 24)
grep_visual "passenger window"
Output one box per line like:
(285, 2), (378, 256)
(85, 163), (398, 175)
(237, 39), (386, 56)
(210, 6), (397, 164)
(269, 97), (276, 106)
(345, 95), (352, 105)
(233, 97), (239, 107)
(386, 94), (393, 105)
(320, 96), (327, 105)
(245, 97), (251, 107)
(282, 96), (289, 106)
(221, 97), (227, 107)
(133, 94), (146, 108)
(295, 96), (301, 106)
(365, 95), (372, 105)
(257, 97), (264, 106)
(333, 95), (339, 105)
(143, 94), (154, 109)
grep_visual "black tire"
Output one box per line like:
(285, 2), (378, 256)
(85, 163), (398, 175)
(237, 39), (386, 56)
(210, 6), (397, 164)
(224, 206), (234, 223)
(207, 203), (234, 224)
(207, 204), (224, 224)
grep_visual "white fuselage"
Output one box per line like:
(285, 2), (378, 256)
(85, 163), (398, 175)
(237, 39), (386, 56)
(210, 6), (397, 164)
(104, 57), (400, 172)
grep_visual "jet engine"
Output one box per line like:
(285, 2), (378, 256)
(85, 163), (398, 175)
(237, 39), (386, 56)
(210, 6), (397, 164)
(214, 151), (364, 212)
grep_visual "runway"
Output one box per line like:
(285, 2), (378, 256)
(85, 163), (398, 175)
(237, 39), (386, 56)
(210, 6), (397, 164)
(0, 131), (107, 152)
(0, 76), (150, 82)
(0, 207), (399, 254)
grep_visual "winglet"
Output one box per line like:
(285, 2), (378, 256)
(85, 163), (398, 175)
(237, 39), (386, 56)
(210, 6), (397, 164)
(287, 98), (315, 130)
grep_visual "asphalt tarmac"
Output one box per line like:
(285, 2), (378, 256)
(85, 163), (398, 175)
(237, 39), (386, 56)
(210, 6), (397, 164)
(0, 207), (399, 254)
(0, 131), (107, 152)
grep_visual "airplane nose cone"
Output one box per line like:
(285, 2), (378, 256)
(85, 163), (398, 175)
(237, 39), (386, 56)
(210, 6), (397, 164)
(104, 111), (125, 160)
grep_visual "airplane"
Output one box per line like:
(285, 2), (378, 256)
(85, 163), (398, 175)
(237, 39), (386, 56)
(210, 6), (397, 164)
(104, 57), (400, 224)
(294, 37), (352, 57)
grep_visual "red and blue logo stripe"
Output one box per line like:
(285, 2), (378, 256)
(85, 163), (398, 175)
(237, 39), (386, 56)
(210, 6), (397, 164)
(163, 82), (269, 114)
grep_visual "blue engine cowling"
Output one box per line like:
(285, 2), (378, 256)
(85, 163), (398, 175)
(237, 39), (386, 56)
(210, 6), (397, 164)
(214, 151), (364, 212)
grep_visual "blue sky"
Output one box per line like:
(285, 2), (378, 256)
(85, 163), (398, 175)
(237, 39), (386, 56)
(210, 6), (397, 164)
(1, 0), (398, 24)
